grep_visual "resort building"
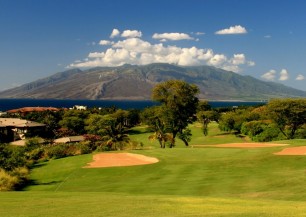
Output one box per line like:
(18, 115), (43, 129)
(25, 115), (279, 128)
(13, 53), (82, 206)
(0, 118), (45, 143)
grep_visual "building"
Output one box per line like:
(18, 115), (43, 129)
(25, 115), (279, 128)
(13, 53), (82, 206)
(71, 105), (87, 110)
(7, 107), (61, 116)
(0, 118), (45, 143)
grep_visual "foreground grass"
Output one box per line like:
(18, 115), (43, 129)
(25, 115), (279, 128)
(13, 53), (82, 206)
(23, 145), (306, 201)
(1, 124), (306, 216)
(1, 191), (306, 217)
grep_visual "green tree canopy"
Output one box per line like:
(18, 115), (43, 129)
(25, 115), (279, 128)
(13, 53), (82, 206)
(267, 98), (306, 139)
(152, 80), (199, 147)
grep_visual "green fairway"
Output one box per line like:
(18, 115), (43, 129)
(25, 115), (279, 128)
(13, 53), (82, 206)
(1, 124), (306, 216)
(1, 192), (306, 217)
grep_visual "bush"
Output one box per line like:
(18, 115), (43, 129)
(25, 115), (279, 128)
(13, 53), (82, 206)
(0, 167), (29, 191)
(0, 144), (26, 171)
(25, 137), (43, 151)
(76, 142), (91, 154)
(45, 142), (92, 159)
(45, 144), (69, 159)
(242, 121), (285, 142)
(25, 147), (45, 161)
(0, 169), (18, 191)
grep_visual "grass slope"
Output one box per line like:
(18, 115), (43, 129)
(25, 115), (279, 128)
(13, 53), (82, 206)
(1, 123), (306, 216)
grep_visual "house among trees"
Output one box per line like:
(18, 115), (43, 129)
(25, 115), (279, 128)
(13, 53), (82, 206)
(0, 118), (45, 143)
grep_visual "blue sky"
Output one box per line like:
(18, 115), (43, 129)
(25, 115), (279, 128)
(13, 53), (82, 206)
(1, 0), (306, 91)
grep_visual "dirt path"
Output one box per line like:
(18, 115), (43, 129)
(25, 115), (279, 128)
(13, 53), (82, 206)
(83, 153), (159, 168)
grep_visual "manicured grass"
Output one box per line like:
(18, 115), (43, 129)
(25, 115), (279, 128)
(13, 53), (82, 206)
(24, 145), (306, 201)
(129, 122), (248, 148)
(1, 123), (306, 216)
(1, 192), (306, 217)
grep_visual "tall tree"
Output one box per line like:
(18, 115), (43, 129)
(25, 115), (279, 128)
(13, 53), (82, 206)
(152, 80), (199, 147)
(267, 98), (306, 139)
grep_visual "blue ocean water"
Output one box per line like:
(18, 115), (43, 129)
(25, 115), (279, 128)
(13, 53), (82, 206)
(0, 98), (265, 111)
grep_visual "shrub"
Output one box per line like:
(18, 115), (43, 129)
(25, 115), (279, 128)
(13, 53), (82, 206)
(45, 142), (92, 159)
(242, 121), (285, 142)
(45, 144), (69, 159)
(0, 169), (18, 191)
(25, 147), (45, 161)
(76, 142), (91, 154)
(0, 167), (29, 191)
(0, 144), (26, 171)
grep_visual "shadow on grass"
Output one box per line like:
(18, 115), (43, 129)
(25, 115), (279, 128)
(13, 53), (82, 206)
(18, 180), (61, 191)
(128, 128), (153, 135)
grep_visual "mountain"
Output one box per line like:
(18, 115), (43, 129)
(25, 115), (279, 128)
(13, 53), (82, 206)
(0, 63), (305, 100)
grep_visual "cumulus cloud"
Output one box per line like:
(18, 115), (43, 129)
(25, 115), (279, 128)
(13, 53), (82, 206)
(279, 69), (289, 81)
(230, 54), (246, 65)
(195, 32), (205, 35)
(261, 70), (276, 81)
(152, 32), (194, 41)
(261, 69), (290, 81)
(215, 25), (247, 35)
(68, 29), (255, 72)
(296, 74), (305, 80)
(99, 40), (114, 45)
(121, 30), (142, 38)
(110, 29), (120, 38)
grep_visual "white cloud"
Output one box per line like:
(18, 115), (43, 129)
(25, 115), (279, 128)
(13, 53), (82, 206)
(296, 74), (305, 80)
(121, 30), (142, 38)
(215, 25), (247, 35)
(99, 40), (114, 45)
(110, 29), (120, 38)
(230, 54), (246, 65)
(68, 30), (255, 72)
(152, 32), (194, 41)
(195, 32), (205, 35)
(261, 69), (290, 81)
(247, 61), (255, 66)
(279, 69), (289, 81)
(261, 70), (276, 81)
(264, 35), (272, 39)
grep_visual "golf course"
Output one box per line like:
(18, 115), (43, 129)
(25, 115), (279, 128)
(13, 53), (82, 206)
(1, 123), (306, 216)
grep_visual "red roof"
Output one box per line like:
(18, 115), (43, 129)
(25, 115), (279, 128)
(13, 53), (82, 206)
(7, 107), (60, 113)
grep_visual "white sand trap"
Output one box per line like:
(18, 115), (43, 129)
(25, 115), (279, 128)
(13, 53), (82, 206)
(84, 153), (159, 168)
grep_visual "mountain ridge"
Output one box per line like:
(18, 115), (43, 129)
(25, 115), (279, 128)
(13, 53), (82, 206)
(0, 63), (305, 100)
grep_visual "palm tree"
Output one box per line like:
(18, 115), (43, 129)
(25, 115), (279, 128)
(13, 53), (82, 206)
(148, 117), (173, 148)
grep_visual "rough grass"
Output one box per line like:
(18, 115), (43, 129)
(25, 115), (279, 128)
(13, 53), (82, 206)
(1, 123), (306, 216)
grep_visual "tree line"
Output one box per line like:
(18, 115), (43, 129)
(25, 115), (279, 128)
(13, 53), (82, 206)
(1, 79), (305, 190)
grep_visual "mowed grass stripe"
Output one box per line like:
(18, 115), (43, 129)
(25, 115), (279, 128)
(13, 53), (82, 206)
(1, 192), (306, 217)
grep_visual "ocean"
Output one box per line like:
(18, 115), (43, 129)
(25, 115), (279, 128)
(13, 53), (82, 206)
(0, 99), (265, 111)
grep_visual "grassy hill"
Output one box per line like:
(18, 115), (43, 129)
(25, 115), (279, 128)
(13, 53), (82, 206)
(1, 123), (306, 216)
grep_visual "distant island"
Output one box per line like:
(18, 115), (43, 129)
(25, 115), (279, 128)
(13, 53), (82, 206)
(0, 63), (305, 101)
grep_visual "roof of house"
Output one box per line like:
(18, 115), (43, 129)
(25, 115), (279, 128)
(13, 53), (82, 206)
(54, 136), (85, 144)
(0, 118), (45, 128)
(7, 107), (60, 113)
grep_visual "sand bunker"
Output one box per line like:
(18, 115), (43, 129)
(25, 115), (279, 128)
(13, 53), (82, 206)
(274, 146), (306, 155)
(84, 153), (159, 168)
(195, 143), (289, 148)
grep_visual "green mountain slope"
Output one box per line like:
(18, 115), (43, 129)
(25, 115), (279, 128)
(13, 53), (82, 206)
(0, 63), (305, 100)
